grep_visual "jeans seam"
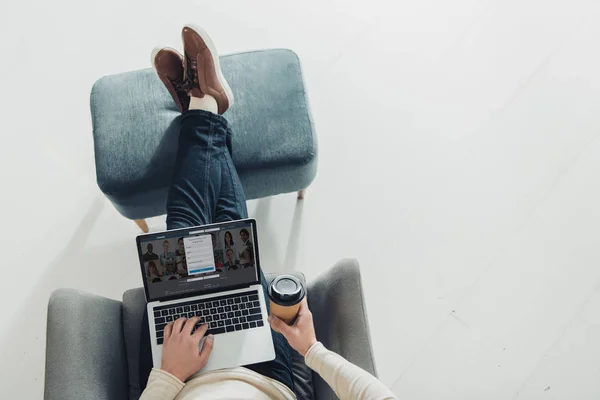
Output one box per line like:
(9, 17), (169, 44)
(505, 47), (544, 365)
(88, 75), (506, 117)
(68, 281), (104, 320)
(223, 150), (244, 214)
(205, 121), (214, 221)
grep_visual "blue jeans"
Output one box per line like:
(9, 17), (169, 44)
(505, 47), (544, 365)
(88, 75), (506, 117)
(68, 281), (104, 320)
(140, 110), (294, 392)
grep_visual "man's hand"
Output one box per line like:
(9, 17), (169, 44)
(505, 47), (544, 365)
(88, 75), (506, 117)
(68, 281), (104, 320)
(161, 317), (214, 382)
(268, 299), (317, 356)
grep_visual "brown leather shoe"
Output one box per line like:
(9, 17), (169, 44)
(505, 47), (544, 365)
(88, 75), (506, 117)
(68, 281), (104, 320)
(151, 47), (190, 113)
(182, 24), (234, 114)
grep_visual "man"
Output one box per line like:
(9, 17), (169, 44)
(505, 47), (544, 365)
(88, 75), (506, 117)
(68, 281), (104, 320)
(239, 228), (252, 246)
(175, 237), (185, 256)
(160, 240), (176, 275)
(239, 245), (254, 268)
(224, 248), (239, 271)
(142, 243), (159, 262)
(139, 24), (395, 400)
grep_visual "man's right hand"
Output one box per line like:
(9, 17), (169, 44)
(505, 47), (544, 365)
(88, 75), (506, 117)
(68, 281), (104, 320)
(161, 317), (214, 382)
(268, 299), (317, 356)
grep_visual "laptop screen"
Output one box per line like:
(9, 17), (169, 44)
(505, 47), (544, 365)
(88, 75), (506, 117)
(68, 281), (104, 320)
(137, 219), (260, 301)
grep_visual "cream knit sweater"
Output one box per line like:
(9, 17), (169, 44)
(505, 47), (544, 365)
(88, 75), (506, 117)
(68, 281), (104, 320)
(140, 342), (396, 400)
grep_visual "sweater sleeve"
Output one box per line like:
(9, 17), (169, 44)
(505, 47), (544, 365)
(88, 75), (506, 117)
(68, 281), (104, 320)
(139, 368), (185, 400)
(305, 342), (397, 400)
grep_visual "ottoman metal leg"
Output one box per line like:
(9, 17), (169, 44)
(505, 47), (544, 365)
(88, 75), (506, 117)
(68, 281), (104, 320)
(297, 189), (306, 200)
(134, 219), (149, 233)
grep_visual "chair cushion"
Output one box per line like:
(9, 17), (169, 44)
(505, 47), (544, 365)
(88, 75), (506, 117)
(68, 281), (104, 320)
(91, 49), (317, 220)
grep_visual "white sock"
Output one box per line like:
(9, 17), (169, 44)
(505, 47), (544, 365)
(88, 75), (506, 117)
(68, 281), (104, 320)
(189, 95), (218, 114)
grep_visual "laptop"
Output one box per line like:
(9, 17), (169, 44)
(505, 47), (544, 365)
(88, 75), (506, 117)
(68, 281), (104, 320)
(136, 218), (275, 372)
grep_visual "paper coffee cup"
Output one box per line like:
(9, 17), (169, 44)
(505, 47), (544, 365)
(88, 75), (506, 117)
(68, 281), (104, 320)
(268, 275), (305, 325)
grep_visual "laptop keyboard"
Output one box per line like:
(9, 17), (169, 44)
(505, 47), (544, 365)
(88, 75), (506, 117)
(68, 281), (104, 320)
(152, 290), (264, 345)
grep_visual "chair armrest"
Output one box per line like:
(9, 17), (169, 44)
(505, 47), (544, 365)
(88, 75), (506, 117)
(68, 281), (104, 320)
(44, 289), (129, 400)
(308, 259), (377, 400)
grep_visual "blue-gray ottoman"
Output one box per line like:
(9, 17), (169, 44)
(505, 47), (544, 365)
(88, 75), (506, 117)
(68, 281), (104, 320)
(91, 49), (317, 230)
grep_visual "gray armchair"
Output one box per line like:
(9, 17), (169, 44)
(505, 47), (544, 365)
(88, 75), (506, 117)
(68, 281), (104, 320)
(44, 259), (377, 400)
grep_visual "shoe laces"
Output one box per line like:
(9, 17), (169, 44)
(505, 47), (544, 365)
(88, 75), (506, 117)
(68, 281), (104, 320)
(183, 55), (199, 89)
(174, 79), (193, 93)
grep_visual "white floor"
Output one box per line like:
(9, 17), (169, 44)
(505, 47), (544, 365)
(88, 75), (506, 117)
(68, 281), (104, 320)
(2, 0), (600, 398)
